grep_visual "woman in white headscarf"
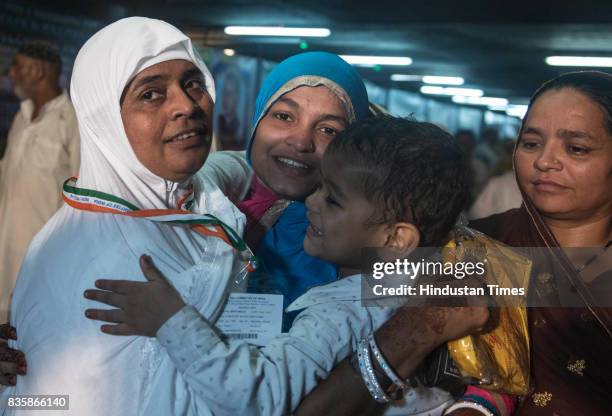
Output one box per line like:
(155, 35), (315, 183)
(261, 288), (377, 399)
(0, 17), (249, 415)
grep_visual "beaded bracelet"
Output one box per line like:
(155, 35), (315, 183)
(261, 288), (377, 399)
(443, 401), (496, 416)
(367, 333), (409, 391)
(357, 338), (391, 403)
(350, 349), (393, 390)
(463, 386), (517, 416)
(461, 394), (502, 416)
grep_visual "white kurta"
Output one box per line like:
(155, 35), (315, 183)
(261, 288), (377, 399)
(468, 171), (522, 220)
(197, 150), (252, 206)
(0, 92), (80, 322)
(2, 177), (245, 416)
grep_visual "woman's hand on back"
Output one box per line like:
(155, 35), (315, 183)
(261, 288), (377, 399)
(0, 324), (27, 386)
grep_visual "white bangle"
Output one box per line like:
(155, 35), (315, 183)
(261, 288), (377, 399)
(357, 338), (391, 403)
(443, 401), (496, 416)
(367, 333), (409, 391)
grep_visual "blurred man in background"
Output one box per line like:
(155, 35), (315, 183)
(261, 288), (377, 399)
(469, 139), (522, 219)
(0, 42), (80, 322)
(455, 129), (488, 205)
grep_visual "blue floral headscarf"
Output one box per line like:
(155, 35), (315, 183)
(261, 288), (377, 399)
(246, 51), (369, 162)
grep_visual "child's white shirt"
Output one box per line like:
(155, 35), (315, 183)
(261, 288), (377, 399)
(156, 274), (453, 415)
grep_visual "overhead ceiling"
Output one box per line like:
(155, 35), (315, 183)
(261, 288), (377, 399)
(23, 0), (612, 104)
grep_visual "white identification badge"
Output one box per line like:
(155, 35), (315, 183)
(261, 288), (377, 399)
(216, 293), (284, 346)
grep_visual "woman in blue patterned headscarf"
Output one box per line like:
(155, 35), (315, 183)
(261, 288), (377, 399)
(235, 52), (369, 319)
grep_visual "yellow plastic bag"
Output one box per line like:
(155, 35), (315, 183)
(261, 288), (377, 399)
(443, 227), (532, 395)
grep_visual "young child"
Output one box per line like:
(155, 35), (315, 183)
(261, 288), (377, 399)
(85, 115), (476, 415)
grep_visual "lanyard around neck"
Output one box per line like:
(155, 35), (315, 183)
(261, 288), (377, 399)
(62, 177), (257, 272)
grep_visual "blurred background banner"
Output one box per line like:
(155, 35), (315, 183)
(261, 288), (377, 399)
(207, 52), (258, 150)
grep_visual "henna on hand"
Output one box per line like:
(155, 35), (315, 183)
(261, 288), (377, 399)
(374, 306), (489, 379)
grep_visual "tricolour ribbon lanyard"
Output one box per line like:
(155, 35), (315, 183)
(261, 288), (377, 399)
(62, 177), (258, 273)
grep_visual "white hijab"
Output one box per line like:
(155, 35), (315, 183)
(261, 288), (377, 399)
(71, 16), (216, 209)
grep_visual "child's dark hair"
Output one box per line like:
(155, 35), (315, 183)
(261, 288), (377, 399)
(323, 115), (468, 246)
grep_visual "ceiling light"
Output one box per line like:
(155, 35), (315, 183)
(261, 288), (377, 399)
(224, 26), (331, 37)
(452, 96), (509, 106)
(340, 55), (412, 66)
(390, 74), (423, 81)
(422, 76), (464, 85)
(391, 75), (465, 85)
(223, 48), (235, 56)
(506, 105), (528, 118)
(545, 56), (612, 67)
(420, 86), (483, 97)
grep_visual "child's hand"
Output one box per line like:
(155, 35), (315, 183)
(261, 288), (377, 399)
(84, 255), (185, 337)
(0, 324), (27, 385)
